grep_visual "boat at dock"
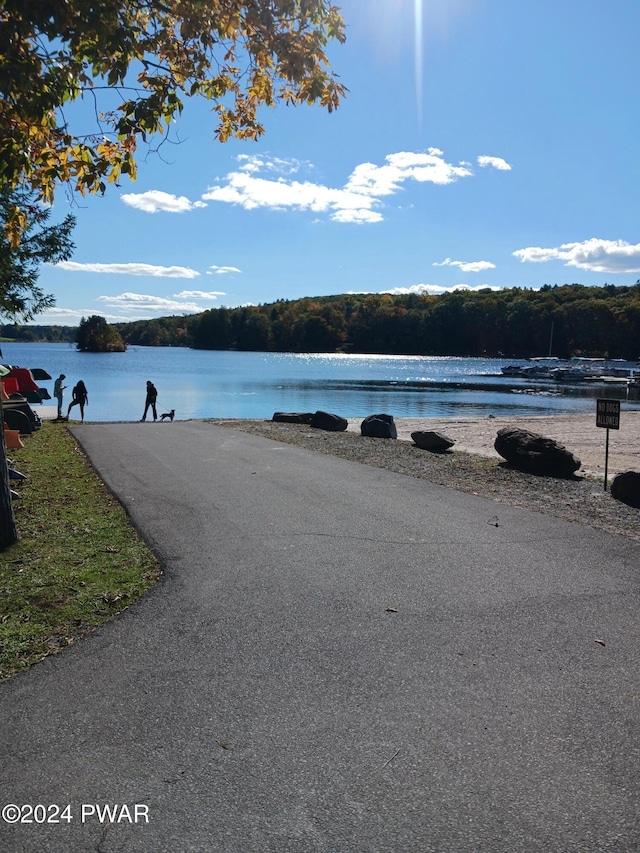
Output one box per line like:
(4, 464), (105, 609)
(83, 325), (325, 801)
(503, 358), (640, 384)
(502, 357), (565, 379)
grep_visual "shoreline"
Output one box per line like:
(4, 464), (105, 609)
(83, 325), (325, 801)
(52, 409), (640, 478)
(346, 412), (640, 477)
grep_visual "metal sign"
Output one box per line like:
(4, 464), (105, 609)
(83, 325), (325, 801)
(596, 399), (621, 491)
(596, 399), (620, 430)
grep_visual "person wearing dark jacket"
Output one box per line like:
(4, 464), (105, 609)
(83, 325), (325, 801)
(67, 380), (88, 422)
(141, 381), (158, 421)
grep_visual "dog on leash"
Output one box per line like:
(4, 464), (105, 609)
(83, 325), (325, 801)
(160, 409), (175, 421)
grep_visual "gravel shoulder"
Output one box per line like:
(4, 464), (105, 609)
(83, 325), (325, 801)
(206, 414), (640, 542)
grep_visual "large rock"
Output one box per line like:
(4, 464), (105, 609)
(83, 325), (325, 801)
(610, 471), (640, 505)
(272, 412), (314, 424)
(361, 413), (397, 439)
(494, 427), (581, 477)
(411, 430), (455, 452)
(310, 410), (348, 432)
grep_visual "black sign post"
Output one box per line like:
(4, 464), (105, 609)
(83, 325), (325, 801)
(596, 399), (620, 491)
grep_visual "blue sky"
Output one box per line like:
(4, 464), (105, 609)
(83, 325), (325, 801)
(34, 0), (640, 326)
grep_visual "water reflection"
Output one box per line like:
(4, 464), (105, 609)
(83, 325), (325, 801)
(3, 342), (639, 422)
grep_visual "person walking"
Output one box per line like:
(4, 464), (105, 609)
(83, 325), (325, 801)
(53, 373), (66, 419)
(67, 380), (88, 422)
(141, 380), (158, 422)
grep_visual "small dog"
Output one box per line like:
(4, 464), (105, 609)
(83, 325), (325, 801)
(160, 409), (175, 421)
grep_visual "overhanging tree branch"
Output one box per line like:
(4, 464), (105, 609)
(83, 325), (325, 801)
(0, 0), (347, 243)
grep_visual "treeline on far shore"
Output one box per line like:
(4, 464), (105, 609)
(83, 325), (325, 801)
(1, 324), (76, 344)
(5, 283), (640, 360)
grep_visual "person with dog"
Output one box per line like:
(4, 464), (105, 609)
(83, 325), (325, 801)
(53, 373), (66, 419)
(141, 380), (158, 421)
(67, 380), (88, 422)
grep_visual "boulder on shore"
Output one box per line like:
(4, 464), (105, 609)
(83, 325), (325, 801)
(411, 430), (455, 452)
(610, 471), (640, 505)
(310, 410), (348, 432)
(494, 427), (581, 477)
(361, 413), (397, 439)
(272, 412), (314, 424)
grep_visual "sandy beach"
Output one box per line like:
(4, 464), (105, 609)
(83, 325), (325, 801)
(347, 411), (640, 477)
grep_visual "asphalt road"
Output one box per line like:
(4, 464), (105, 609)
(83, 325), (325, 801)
(1, 421), (639, 853)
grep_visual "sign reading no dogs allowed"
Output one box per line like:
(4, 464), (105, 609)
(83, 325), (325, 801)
(596, 399), (621, 430)
(596, 398), (620, 491)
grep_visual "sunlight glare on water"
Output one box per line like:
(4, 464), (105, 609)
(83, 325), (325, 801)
(3, 343), (639, 423)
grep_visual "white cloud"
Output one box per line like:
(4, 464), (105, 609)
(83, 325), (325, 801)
(97, 292), (203, 313)
(203, 148), (483, 224)
(381, 283), (504, 296)
(513, 247), (560, 264)
(513, 238), (640, 273)
(53, 261), (200, 278)
(32, 307), (97, 323)
(174, 290), (226, 299)
(477, 155), (512, 171)
(202, 171), (381, 223)
(29, 291), (217, 325)
(331, 208), (384, 224)
(207, 265), (241, 275)
(30, 307), (140, 325)
(120, 190), (207, 213)
(345, 149), (473, 197)
(236, 154), (309, 175)
(433, 257), (496, 273)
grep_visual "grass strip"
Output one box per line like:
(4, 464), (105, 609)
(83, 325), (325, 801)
(0, 421), (162, 680)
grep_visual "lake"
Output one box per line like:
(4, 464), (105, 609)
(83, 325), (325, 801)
(2, 342), (639, 423)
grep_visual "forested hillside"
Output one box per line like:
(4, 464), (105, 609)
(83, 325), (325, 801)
(4, 284), (640, 359)
(118, 284), (640, 359)
(1, 323), (75, 343)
